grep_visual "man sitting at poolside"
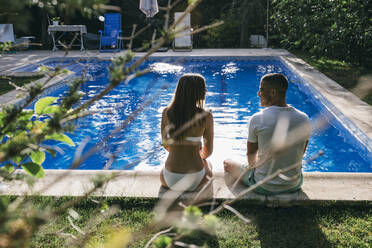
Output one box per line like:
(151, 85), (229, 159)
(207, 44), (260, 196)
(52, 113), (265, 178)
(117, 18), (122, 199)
(224, 73), (311, 195)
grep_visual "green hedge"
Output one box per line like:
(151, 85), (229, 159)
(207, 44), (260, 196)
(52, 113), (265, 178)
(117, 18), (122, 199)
(271, 0), (372, 66)
(200, 0), (267, 48)
(202, 10), (241, 48)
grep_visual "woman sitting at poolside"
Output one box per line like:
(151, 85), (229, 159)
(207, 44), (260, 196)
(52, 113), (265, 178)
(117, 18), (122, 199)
(160, 73), (214, 192)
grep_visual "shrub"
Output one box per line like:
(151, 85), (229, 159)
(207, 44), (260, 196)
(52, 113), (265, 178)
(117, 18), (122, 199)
(202, 10), (241, 48)
(271, 0), (372, 67)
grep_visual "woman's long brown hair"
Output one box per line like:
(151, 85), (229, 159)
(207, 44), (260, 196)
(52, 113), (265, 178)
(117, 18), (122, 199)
(167, 74), (207, 140)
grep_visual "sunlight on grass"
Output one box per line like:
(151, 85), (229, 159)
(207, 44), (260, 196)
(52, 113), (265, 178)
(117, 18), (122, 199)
(0, 75), (43, 95)
(12, 196), (369, 248)
(292, 50), (372, 105)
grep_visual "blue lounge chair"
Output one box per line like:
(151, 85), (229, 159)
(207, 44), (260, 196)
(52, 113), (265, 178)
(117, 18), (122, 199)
(99, 13), (122, 52)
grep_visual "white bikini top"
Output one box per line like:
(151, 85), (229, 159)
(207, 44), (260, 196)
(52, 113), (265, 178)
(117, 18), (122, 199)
(162, 136), (202, 147)
(184, 136), (202, 142)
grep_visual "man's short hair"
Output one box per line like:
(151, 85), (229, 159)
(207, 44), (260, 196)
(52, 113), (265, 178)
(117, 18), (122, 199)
(261, 73), (289, 97)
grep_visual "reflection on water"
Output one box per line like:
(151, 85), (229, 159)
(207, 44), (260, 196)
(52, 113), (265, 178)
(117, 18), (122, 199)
(150, 62), (183, 74)
(221, 62), (239, 75)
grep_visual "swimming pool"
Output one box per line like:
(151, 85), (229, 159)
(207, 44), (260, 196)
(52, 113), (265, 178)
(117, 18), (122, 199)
(19, 57), (372, 172)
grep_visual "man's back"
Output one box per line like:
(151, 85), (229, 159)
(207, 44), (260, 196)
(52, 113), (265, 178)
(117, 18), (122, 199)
(248, 105), (310, 192)
(224, 73), (311, 195)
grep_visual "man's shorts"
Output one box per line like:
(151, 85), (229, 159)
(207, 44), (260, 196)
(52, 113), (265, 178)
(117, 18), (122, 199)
(240, 164), (303, 196)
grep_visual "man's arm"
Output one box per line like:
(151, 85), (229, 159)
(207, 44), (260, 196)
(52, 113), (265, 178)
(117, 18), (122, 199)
(304, 140), (309, 154)
(247, 141), (258, 167)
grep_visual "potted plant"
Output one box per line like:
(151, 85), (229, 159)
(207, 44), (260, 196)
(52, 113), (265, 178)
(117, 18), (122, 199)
(51, 17), (60, 26)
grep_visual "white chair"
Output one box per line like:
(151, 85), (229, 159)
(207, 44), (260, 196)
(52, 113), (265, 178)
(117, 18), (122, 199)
(0, 24), (16, 49)
(250, 35), (267, 48)
(173, 12), (192, 51)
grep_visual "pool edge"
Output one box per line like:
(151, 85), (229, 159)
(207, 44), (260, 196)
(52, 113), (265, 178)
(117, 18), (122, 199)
(279, 53), (372, 151)
(1, 170), (371, 204)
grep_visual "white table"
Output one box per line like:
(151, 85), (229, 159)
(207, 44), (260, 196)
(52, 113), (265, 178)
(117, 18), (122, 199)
(48, 25), (87, 51)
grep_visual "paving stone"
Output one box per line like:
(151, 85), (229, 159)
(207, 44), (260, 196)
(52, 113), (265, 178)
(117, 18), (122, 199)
(1, 170), (371, 206)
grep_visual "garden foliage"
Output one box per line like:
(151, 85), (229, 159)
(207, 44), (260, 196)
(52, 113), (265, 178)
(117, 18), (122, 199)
(0, 70), (80, 178)
(271, 0), (372, 66)
(200, 0), (267, 48)
(202, 9), (242, 48)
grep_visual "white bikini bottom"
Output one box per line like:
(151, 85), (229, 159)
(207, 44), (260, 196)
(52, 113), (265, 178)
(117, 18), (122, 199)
(163, 167), (206, 191)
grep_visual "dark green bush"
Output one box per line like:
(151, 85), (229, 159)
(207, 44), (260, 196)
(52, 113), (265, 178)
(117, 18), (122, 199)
(271, 0), (372, 67)
(201, 0), (267, 48)
(202, 10), (241, 48)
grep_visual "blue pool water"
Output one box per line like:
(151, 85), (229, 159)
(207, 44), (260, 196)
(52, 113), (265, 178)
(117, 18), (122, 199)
(20, 57), (372, 172)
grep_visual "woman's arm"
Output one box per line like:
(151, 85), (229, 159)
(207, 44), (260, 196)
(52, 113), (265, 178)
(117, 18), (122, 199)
(161, 108), (170, 151)
(200, 111), (214, 159)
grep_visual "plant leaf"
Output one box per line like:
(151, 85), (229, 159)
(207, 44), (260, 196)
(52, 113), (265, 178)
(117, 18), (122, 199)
(30, 150), (46, 165)
(45, 149), (56, 158)
(0, 197), (10, 212)
(0, 111), (5, 125)
(19, 110), (34, 121)
(103, 227), (131, 248)
(35, 97), (58, 115)
(21, 162), (44, 178)
(2, 164), (14, 173)
(41, 105), (60, 115)
(154, 235), (172, 248)
(45, 133), (75, 146)
(30, 121), (46, 135)
(13, 156), (23, 164)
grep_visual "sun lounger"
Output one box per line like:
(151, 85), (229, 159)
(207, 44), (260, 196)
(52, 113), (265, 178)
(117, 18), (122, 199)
(250, 35), (267, 48)
(173, 12), (192, 51)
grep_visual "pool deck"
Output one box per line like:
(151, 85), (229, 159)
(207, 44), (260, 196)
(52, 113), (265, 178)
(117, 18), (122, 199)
(0, 49), (371, 205)
(0, 170), (371, 205)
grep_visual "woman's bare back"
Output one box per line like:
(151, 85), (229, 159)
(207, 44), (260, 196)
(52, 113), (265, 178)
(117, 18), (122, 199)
(161, 108), (214, 173)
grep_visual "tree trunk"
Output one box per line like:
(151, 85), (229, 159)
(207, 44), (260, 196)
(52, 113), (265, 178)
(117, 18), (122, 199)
(64, 7), (70, 25)
(240, 0), (250, 48)
(40, 9), (50, 49)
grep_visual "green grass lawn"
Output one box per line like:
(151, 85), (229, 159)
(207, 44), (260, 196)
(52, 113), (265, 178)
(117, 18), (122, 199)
(1, 196), (368, 248)
(291, 50), (372, 105)
(0, 74), (43, 95)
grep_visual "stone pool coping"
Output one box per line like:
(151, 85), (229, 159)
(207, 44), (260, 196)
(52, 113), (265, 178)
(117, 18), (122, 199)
(0, 49), (371, 204)
(0, 72), (73, 107)
(0, 170), (371, 205)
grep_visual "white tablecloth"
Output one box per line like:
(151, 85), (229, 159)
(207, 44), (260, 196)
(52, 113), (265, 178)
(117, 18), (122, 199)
(48, 25), (87, 34)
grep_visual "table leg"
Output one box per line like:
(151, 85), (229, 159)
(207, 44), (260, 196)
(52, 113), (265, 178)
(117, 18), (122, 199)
(29, 38), (34, 50)
(80, 31), (85, 51)
(50, 32), (58, 51)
